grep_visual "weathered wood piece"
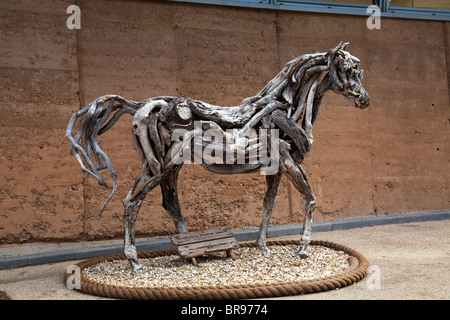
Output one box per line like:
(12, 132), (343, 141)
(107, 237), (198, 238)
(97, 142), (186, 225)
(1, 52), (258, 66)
(271, 109), (311, 162)
(171, 227), (233, 245)
(66, 42), (370, 271)
(170, 227), (240, 266)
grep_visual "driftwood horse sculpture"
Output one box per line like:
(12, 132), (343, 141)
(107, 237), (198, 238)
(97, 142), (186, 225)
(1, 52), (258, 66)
(67, 42), (370, 271)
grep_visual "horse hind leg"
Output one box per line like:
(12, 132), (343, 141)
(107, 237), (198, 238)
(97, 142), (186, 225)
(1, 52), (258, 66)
(123, 164), (164, 271)
(256, 172), (282, 252)
(160, 165), (188, 234)
(123, 190), (146, 271)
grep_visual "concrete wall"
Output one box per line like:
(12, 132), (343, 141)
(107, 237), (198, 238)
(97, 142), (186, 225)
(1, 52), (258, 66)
(0, 0), (448, 244)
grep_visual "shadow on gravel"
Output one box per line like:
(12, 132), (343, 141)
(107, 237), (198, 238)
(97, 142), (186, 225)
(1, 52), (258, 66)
(0, 290), (11, 300)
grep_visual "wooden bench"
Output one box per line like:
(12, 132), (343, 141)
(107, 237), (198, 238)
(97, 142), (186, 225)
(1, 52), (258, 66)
(170, 227), (240, 266)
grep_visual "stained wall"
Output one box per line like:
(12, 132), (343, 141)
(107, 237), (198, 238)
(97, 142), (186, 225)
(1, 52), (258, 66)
(0, 0), (448, 243)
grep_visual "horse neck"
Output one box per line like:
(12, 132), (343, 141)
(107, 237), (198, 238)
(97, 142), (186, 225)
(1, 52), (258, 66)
(288, 70), (330, 126)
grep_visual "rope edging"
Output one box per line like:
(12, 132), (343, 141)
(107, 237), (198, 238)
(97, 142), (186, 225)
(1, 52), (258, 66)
(65, 240), (369, 300)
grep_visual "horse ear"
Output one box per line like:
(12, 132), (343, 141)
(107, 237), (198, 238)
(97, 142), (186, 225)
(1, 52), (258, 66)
(359, 69), (364, 80)
(341, 42), (350, 51)
(328, 42), (343, 66)
(332, 41), (343, 54)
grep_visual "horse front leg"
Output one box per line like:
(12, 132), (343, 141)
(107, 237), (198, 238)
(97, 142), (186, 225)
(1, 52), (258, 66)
(256, 172), (282, 252)
(298, 192), (317, 258)
(279, 142), (316, 258)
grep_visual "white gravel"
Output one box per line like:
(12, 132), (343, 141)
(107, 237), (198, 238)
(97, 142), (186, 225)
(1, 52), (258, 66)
(83, 245), (350, 288)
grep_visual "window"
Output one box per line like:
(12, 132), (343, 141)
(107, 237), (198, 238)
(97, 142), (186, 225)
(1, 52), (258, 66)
(168, 0), (450, 21)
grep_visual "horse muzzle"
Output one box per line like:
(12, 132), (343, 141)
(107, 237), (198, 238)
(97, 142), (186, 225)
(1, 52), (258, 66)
(355, 90), (370, 109)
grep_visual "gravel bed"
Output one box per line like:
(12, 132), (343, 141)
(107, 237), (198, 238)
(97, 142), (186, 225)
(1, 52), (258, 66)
(83, 245), (350, 288)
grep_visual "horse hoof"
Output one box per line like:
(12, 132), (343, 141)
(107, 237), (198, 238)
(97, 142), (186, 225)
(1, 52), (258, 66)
(130, 260), (143, 272)
(132, 264), (143, 272)
(256, 242), (269, 253)
(260, 246), (269, 254)
(295, 252), (308, 259)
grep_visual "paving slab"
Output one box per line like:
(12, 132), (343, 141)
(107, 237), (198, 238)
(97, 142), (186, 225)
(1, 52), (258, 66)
(0, 220), (448, 300)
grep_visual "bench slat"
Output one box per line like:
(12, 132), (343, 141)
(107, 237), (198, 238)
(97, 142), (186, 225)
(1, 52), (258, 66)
(170, 227), (233, 246)
(178, 237), (240, 259)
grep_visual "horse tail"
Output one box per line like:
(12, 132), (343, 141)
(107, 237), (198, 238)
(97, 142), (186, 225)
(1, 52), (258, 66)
(66, 95), (141, 218)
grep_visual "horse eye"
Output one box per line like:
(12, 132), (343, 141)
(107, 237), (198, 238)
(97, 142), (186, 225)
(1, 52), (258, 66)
(346, 68), (352, 77)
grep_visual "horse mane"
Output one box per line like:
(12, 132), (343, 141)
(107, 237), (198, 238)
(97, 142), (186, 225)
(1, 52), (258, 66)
(241, 51), (329, 131)
(256, 52), (326, 101)
(250, 42), (355, 126)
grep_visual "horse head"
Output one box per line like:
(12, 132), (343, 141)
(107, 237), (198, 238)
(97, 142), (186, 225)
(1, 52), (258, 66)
(326, 42), (370, 109)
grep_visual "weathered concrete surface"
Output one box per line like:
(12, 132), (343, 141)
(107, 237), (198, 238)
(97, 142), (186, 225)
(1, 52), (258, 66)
(0, 1), (84, 243)
(0, 0), (449, 243)
(274, 220), (450, 300)
(0, 220), (448, 300)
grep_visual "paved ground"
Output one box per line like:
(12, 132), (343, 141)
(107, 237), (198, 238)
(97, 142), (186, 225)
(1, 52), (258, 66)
(0, 219), (448, 300)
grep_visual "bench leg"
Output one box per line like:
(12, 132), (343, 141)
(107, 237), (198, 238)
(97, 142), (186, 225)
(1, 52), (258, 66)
(226, 250), (236, 260)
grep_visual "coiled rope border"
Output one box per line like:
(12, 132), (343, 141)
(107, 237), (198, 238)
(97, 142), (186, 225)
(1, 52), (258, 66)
(65, 240), (369, 300)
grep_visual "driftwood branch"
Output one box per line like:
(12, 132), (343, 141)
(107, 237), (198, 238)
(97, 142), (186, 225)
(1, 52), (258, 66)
(271, 109), (310, 162)
(65, 95), (141, 218)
